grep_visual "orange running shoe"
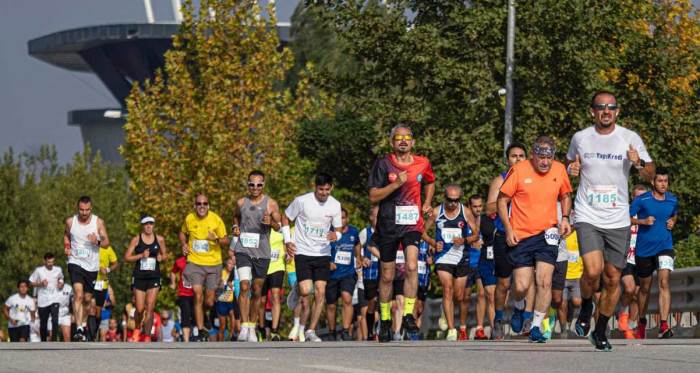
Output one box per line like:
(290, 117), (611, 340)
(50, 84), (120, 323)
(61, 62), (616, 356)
(618, 312), (630, 331)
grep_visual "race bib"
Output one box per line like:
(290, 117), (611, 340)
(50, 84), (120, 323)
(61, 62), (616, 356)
(658, 255), (674, 271)
(73, 247), (90, 258)
(303, 222), (327, 239)
(396, 250), (405, 264)
(395, 206), (419, 225)
(627, 253), (636, 265)
(568, 251), (579, 264)
(586, 185), (617, 209)
(182, 278), (192, 289)
(441, 227), (462, 243)
(94, 280), (105, 291)
(486, 245), (494, 260)
(418, 261), (427, 275)
(192, 240), (210, 253)
(335, 251), (352, 265)
(239, 232), (260, 249)
(371, 254), (379, 262)
(140, 257), (156, 271)
(440, 246), (464, 265)
(270, 250), (280, 262)
(544, 227), (560, 246)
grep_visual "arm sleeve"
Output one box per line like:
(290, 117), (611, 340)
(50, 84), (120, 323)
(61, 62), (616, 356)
(566, 134), (578, 161)
(284, 197), (302, 221)
(499, 166), (519, 198)
(632, 133), (652, 163)
(109, 248), (118, 263)
(180, 218), (188, 235)
(368, 159), (387, 189)
(215, 217), (227, 238)
(422, 160), (436, 184)
(359, 229), (367, 246)
(630, 196), (641, 217)
(29, 270), (38, 283)
(559, 165), (573, 197)
(331, 204), (342, 228)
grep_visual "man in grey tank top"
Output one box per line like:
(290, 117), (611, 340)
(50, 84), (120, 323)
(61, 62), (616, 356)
(231, 170), (281, 342)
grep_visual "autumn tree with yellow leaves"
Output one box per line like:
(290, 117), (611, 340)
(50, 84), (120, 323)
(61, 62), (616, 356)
(122, 0), (321, 247)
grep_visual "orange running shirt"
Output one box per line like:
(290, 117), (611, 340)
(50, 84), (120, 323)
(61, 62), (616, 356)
(499, 160), (572, 240)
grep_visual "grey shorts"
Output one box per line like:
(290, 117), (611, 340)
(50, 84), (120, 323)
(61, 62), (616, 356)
(563, 279), (581, 300)
(552, 261), (568, 291)
(183, 262), (222, 290)
(575, 222), (630, 270)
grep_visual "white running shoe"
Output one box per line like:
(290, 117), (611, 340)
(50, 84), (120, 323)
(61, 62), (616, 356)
(237, 326), (249, 342)
(247, 328), (259, 342)
(289, 325), (299, 341)
(305, 330), (322, 342)
(298, 327), (306, 342)
(446, 328), (458, 341)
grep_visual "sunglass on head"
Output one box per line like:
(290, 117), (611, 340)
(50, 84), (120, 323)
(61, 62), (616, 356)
(591, 103), (618, 111)
(195, 202), (209, 207)
(445, 197), (460, 203)
(248, 183), (264, 188)
(393, 134), (413, 142)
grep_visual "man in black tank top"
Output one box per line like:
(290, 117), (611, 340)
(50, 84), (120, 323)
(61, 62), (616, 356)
(124, 215), (169, 342)
(230, 170), (281, 342)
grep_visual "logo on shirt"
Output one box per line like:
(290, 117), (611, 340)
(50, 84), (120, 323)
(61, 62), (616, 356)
(417, 173), (423, 182)
(388, 172), (397, 183)
(583, 152), (624, 161)
(524, 178), (533, 184)
(458, 221), (465, 229)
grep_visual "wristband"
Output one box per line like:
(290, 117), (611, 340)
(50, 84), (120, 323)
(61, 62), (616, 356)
(281, 225), (292, 244)
(106, 267), (111, 273)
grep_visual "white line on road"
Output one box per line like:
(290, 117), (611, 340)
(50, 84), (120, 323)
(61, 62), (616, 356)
(197, 354), (269, 361)
(134, 349), (170, 353)
(301, 364), (384, 373)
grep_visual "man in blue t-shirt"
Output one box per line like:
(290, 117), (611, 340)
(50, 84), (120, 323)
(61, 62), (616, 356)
(630, 168), (678, 339)
(326, 208), (361, 341)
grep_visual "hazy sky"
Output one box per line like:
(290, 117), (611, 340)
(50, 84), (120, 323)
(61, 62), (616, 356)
(1, 1), (697, 164)
(0, 0), (299, 164)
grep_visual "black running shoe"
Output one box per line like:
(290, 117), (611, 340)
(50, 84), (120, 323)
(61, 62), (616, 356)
(402, 314), (419, 334)
(588, 331), (612, 352)
(575, 319), (590, 337)
(378, 320), (392, 343)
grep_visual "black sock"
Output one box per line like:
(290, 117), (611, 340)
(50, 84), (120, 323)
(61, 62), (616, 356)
(579, 297), (593, 321)
(366, 313), (375, 335)
(595, 314), (610, 339)
(87, 316), (98, 340)
(271, 327), (278, 333)
(640, 317), (647, 325)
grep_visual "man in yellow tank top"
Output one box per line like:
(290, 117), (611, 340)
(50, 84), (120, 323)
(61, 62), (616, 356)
(178, 193), (229, 341)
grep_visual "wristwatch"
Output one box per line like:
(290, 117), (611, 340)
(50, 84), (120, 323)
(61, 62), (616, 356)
(635, 159), (646, 170)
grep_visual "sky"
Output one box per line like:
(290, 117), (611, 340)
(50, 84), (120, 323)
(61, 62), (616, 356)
(1, 1), (697, 164)
(0, 0), (299, 164)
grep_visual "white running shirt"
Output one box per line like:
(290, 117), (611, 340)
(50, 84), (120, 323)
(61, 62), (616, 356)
(567, 125), (651, 229)
(28, 266), (63, 308)
(285, 192), (342, 257)
(4, 294), (36, 328)
(68, 214), (100, 272)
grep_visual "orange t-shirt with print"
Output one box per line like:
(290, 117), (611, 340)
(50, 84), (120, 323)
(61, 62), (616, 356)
(499, 160), (572, 240)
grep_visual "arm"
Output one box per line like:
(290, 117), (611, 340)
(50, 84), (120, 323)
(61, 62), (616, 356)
(421, 207), (440, 248)
(64, 218), (72, 256)
(559, 193), (573, 237)
(485, 175), (504, 216)
(354, 241), (362, 269)
(464, 212), (480, 245)
(108, 285), (116, 308)
(267, 198), (282, 232)
(422, 182), (435, 215)
(2, 304), (10, 323)
(281, 212), (297, 258)
(157, 235), (169, 262)
(96, 218), (110, 248)
(231, 199), (243, 236)
(638, 162), (655, 182)
(497, 192), (518, 246)
(123, 236), (143, 263)
(178, 231), (189, 256)
(369, 183), (402, 204)
(169, 271), (178, 290)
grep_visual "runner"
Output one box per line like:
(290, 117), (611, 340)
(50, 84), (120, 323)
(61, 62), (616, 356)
(3, 280), (36, 342)
(231, 170), (281, 342)
(29, 253), (63, 341)
(91, 245), (119, 341)
(325, 208), (361, 341)
(392, 247), (407, 341)
(546, 205), (570, 340)
(422, 185), (479, 341)
(567, 90), (654, 351)
(63, 195), (111, 341)
(56, 279), (73, 342)
(620, 185), (648, 339)
(170, 254), (195, 342)
(498, 135), (573, 343)
(414, 239), (432, 340)
(179, 193), (229, 342)
(486, 142), (529, 339)
(124, 215), (169, 342)
(359, 206), (380, 341)
(215, 257), (236, 342)
(368, 124), (435, 342)
(281, 172), (342, 342)
(262, 229), (287, 341)
(469, 195), (496, 340)
(632, 168), (678, 339)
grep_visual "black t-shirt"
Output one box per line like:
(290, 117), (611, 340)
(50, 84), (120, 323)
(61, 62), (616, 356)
(479, 215), (497, 260)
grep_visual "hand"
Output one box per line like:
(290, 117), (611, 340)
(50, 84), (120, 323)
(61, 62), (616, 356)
(645, 216), (656, 226)
(87, 233), (99, 245)
(471, 238), (483, 249)
(143, 249), (150, 259)
(356, 259), (363, 269)
(330, 263), (337, 271)
(422, 203), (433, 217)
(41, 279), (49, 288)
(261, 213), (271, 226)
(505, 228), (519, 247)
(64, 245), (71, 256)
(227, 280), (233, 289)
(182, 244), (190, 256)
(395, 170), (408, 186)
(100, 267), (109, 275)
(426, 256), (434, 265)
(569, 155), (581, 177)
(169, 282), (176, 290)
(285, 242), (297, 258)
(559, 220), (572, 238)
(627, 144), (640, 165)
(10, 319), (17, 326)
(157, 254), (163, 262)
(207, 231), (218, 241)
(436, 241), (444, 252)
(452, 237), (466, 246)
(362, 257), (371, 268)
(666, 218), (675, 230)
(232, 226), (241, 236)
(327, 231), (340, 242)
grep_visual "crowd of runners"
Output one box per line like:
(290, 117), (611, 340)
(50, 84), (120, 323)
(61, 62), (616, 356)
(3, 91), (680, 351)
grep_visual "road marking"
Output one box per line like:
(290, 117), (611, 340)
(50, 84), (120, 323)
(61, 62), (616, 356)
(197, 354), (269, 361)
(134, 349), (170, 353)
(301, 364), (384, 373)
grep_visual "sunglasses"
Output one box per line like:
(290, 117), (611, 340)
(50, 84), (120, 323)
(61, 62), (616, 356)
(195, 202), (209, 207)
(591, 103), (618, 111)
(247, 182), (264, 188)
(393, 134), (413, 142)
(445, 196), (461, 203)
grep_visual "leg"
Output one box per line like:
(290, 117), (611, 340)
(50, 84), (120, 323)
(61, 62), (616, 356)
(456, 277), (468, 330)
(484, 285), (496, 328)
(309, 280), (327, 330)
(438, 271), (456, 329)
(49, 303), (59, 342)
(270, 288), (282, 331)
(511, 267), (534, 302)
(593, 262), (622, 340)
(326, 302), (337, 336)
(72, 282), (85, 332)
(476, 280), (486, 329)
(341, 291), (354, 330)
(134, 289), (146, 332)
(192, 285), (205, 330)
(403, 244), (419, 302)
(379, 261), (396, 320)
(142, 287), (159, 339)
(533, 262), (554, 321)
(299, 279), (313, 327)
(238, 280), (251, 324)
(250, 278), (265, 324)
(38, 306), (50, 342)
(658, 269), (671, 322)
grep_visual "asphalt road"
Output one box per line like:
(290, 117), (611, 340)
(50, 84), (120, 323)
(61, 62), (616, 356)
(1, 339), (699, 373)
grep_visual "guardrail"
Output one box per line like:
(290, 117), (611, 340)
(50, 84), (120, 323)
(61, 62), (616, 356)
(420, 266), (700, 339)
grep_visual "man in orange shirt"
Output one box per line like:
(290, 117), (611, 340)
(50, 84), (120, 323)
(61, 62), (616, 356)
(497, 135), (573, 343)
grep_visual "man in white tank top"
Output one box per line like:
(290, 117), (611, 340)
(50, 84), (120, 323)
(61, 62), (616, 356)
(63, 195), (111, 341)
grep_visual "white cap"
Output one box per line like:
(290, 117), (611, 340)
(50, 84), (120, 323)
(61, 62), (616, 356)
(140, 216), (155, 224)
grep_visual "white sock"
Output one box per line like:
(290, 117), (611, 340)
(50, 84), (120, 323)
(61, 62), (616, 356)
(300, 325), (306, 334)
(294, 317), (300, 328)
(514, 299), (525, 310)
(533, 311), (546, 328)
